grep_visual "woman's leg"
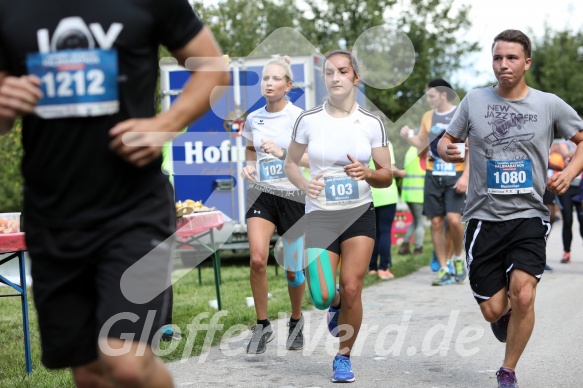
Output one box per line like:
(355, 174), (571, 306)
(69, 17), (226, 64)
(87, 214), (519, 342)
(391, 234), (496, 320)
(558, 187), (576, 253)
(377, 204), (396, 270)
(247, 217), (276, 320)
(305, 248), (340, 310)
(411, 202), (427, 250)
(337, 236), (375, 355)
(283, 236), (306, 319)
(368, 208), (382, 271)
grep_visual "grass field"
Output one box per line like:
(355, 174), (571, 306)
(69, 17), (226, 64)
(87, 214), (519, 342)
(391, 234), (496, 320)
(0, 240), (432, 387)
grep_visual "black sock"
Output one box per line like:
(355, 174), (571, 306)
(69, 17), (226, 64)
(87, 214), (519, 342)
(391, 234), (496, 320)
(257, 319), (270, 327)
(290, 316), (301, 323)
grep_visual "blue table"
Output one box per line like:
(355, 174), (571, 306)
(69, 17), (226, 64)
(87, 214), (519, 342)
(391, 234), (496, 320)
(0, 232), (32, 374)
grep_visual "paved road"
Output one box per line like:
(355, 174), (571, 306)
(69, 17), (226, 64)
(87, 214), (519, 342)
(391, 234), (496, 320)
(168, 220), (583, 387)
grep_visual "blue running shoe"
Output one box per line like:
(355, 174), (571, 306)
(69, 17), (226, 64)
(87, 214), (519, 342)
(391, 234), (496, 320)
(432, 268), (453, 286)
(447, 259), (455, 275)
(496, 367), (518, 387)
(327, 305), (341, 337)
(430, 251), (440, 272)
(454, 259), (467, 282)
(332, 355), (355, 383)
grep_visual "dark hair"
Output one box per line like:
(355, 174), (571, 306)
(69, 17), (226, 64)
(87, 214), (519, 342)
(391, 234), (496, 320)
(323, 49), (360, 76)
(492, 29), (532, 58)
(426, 78), (456, 101)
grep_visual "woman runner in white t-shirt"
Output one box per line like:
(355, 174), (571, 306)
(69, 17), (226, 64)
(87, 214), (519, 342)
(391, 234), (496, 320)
(240, 56), (309, 355)
(284, 50), (393, 383)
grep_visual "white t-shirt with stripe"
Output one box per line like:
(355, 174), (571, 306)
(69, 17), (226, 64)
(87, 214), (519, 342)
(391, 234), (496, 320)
(243, 102), (304, 191)
(292, 102), (388, 213)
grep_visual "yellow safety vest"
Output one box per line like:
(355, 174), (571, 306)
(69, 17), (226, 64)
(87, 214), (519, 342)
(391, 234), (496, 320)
(370, 142), (399, 207)
(401, 146), (425, 203)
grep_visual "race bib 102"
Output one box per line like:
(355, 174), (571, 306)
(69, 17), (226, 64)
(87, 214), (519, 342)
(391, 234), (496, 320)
(258, 157), (286, 182)
(26, 49), (119, 119)
(487, 159), (533, 194)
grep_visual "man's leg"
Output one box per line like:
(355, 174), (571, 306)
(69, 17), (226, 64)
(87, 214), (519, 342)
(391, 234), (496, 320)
(446, 212), (464, 257)
(430, 215), (447, 267)
(504, 270), (538, 370)
(72, 360), (110, 388)
(98, 339), (173, 387)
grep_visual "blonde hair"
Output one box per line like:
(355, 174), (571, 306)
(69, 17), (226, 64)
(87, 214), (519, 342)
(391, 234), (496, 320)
(264, 55), (293, 83)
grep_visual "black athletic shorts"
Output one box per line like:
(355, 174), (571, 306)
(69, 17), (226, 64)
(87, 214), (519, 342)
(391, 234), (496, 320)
(305, 202), (376, 255)
(25, 181), (175, 369)
(464, 217), (551, 304)
(542, 189), (556, 205)
(423, 170), (466, 217)
(245, 184), (306, 239)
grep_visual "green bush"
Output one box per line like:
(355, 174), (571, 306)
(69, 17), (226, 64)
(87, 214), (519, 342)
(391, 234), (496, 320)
(0, 121), (23, 213)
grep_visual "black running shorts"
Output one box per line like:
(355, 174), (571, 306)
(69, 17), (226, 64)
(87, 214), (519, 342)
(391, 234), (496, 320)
(423, 170), (466, 217)
(245, 184), (306, 239)
(304, 202), (376, 255)
(464, 217), (551, 304)
(25, 182), (176, 369)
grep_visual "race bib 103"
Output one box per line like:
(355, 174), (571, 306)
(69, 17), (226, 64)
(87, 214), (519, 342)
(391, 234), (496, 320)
(26, 49), (119, 119)
(324, 175), (359, 204)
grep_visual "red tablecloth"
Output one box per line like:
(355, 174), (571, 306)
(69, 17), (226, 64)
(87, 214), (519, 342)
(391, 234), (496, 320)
(176, 211), (225, 238)
(0, 232), (26, 253)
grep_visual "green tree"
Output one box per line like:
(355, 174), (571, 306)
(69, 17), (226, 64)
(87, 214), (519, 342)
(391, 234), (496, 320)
(527, 28), (583, 115)
(195, 0), (306, 57)
(299, 0), (395, 53)
(298, 0), (478, 163)
(0, 122), (23, 213)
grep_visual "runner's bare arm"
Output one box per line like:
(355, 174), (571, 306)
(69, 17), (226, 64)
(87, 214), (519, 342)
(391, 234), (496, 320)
(360, 146), (392, 188)
(108, 27), (230, 167)
(548, 130), (583, 194)
(0, 72), (42, 134)
(161, 26), (231, 135)
(241, 139), (258, 181)
(437, 132), (464, 163)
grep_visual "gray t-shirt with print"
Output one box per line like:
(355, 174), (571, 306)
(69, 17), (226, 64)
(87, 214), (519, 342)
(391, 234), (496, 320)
(447, 86), (583, 222)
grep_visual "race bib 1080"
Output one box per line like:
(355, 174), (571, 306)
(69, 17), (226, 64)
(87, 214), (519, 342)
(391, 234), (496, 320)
(487, 159), (533, 194)
(26, 49), (119, 119)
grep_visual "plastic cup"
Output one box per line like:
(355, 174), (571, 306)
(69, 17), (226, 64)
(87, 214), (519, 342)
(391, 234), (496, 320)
(246, 297), (255, 307)
(408, 129), (415, 138)
(454, 143), (466, 159)
(208, 299), (219, 309)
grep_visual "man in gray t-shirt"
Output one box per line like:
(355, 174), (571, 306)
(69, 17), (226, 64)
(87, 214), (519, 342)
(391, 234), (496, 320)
(438, 29), (583, 388)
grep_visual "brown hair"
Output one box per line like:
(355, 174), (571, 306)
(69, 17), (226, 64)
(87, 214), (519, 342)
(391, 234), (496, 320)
(492, 29), (532, 58)
(323, 49), (361, 76)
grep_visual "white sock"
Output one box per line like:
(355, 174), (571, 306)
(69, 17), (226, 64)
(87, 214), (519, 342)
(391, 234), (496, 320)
(452, 254), (464, 261)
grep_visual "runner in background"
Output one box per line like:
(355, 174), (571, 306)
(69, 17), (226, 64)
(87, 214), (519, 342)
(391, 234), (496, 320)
(398, 144), (427, 256)
(240, 56), (308, 354)
(369, 139), (406, 280)
(401, 78), (468, 286)
(543, 143), (564, 270)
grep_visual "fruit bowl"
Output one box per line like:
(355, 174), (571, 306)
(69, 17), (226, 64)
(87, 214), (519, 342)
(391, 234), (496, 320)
(0, 212), (21, 234)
